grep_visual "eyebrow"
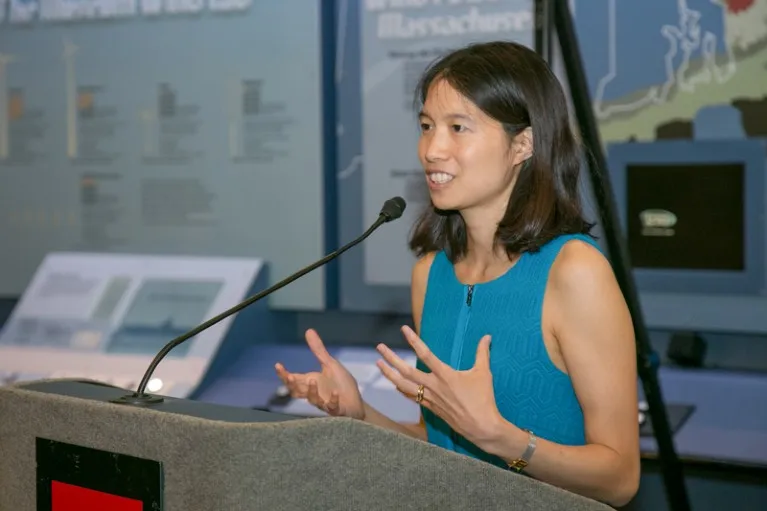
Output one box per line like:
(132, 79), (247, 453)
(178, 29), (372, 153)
(418, 110), (474, 122)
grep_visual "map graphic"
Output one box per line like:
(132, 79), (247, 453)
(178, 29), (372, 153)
(574, 0), (767, 143)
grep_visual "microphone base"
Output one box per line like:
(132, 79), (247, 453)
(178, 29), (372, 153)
(110, 392), (165, 406)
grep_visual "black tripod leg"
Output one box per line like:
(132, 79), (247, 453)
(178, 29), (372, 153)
(546, 1), (692, 509)
(534, 0), (554, 63)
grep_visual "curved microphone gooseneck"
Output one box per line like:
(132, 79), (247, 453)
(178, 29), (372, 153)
(111, 197), (407, 406)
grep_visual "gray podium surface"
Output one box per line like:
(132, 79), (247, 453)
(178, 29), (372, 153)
(0, 380), (611, 511)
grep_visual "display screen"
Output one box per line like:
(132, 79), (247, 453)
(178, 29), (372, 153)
(626, 162), (745, 271)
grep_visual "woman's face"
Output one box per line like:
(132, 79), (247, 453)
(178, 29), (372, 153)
(417, 79), (530, 215)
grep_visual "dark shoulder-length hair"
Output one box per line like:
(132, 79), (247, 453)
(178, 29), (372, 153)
(408, 41), (595, 261)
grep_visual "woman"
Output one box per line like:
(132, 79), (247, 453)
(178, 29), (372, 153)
(274, 41), (640, 507)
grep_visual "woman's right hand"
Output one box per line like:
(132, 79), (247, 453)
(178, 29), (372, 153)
(274, 328), (365, 420)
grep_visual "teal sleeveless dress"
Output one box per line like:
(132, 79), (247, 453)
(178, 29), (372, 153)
(417, 233), (600, 468)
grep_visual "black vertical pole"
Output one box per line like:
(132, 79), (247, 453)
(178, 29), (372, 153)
(534, 0), (553, 64)
(545, 1), (692, 510)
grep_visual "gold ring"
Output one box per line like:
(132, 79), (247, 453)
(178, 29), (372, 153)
(415, 384), (425, 404)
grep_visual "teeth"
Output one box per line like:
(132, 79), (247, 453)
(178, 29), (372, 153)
(429, 172), (453, 184)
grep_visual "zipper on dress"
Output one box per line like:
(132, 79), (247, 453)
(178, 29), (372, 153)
(450, 284), (475, 452)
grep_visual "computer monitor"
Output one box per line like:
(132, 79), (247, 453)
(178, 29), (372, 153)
(607, 139), (765, 297)
(608, 139), (765, 293)
(626, 159), (746, 272)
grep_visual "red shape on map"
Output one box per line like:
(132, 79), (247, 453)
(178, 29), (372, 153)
(726, 0), (755, 13)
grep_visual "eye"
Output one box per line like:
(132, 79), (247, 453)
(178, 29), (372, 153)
(452, 124), (466, 133)
(419, 123), (432, 132)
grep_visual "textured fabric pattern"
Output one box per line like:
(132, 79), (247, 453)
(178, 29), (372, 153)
(0, 381), (612, 510)
(418, 234), (600, 468)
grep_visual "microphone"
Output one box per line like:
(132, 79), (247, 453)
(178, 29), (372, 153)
(111, 196), (407, 407)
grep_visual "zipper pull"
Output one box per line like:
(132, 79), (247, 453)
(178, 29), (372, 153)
(466, 284), (474, 306)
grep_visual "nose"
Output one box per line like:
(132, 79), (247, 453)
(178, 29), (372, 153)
(420, 127), (451, 163)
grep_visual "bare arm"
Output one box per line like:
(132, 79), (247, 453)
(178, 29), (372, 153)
(360, 252), (436, 441)
(479, 241), (640, 507)
(360, 404), (426, 439)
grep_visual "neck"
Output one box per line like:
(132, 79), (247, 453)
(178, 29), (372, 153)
(460, 207), (509, 267)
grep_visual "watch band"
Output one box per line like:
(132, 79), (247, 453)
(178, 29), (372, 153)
(508, 429), (536, 472)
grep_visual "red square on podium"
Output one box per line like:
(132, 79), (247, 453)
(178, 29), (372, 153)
(52, 481), (143, 511)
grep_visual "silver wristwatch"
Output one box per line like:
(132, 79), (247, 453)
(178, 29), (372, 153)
(508, 429), (537, 472)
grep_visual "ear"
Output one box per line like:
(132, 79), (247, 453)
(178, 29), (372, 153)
(511, 127), (533, 167)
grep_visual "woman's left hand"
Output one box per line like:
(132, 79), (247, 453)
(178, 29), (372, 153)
(376, 325), (504, 447)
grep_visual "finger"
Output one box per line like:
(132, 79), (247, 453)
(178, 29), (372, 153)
(376, 343), (428, 385)
(274, 363), (298, 391)
(401, 325), (446, 375)
(376, 359), (421, 397)
(306, 379), (326, 411)
(473, 335), (492, 371)
(274, 362), (289, 383)
(325, 390), (341, 415)
(305, 329), (334, 366)
(274, 363), (309, 397)
(378, 360), (436, 408)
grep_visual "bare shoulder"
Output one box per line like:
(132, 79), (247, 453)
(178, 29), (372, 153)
(547, 238), (633, 345)
(549, 238), (615, 293)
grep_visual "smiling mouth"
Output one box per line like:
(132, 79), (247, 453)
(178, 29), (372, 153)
(427, 172), (454, 185)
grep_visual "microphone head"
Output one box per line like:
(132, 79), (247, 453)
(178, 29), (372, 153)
(380, 196), (407, 221)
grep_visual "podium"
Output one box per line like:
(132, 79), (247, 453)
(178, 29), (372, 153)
(0, 380), (612, 510)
